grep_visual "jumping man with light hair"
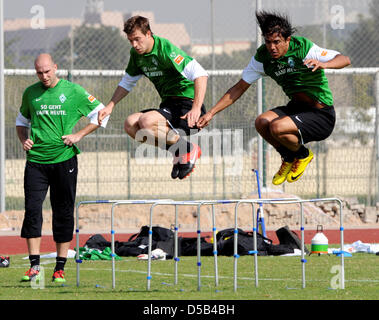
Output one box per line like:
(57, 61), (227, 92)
(98, 15), (208, 180)
(198, 11), (351, 184)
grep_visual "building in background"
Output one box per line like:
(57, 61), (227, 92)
(3, 0), (191, 68)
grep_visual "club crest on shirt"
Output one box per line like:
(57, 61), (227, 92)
(287, 57), (295, 68)
(59, 94), (66, 103)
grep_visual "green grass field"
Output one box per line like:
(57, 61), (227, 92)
(0, 251), (378, 301)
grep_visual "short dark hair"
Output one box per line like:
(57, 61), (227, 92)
(255, 11), (296, 39)
(123, 15), (152, 35)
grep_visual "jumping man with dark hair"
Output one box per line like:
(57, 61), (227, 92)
(198, 11), (351, 184)
(98, 15), (208, 180)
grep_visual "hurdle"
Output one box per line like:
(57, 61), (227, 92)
(111, 199), (202, 289)
(252, 169), (266, 237)
(76, 197), (345, 291)
(147, 197), (345, 292)
(75, 199), (172, 288)
(108, 199), (174, 289)
(147, 198), (296, 291)
(75, 199), (127, 287)
(147, 199), (253, 291)
(234, 197), (345, 291)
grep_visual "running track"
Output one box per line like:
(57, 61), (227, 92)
(1, 228), (378, 255)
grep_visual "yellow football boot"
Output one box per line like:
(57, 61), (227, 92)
(287, 149), (314, 183)
(272, 160), (293, 185)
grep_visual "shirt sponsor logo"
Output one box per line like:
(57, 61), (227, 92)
(146, 71), (163, 77)
(88, 95), (96, 103)
(36, 104), (66, 116)
(174, 55), (184, 65)
(274, 60), (295, 77)
(321, 50), (328, 56)
(274, 67), (295, 77)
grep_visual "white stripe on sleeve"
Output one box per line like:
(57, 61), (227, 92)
(181, 59), (208, 81)
(118, 72), (142, 92)
(87, 103), (109, 128)
(242, 56), (265, 84)
(15, 112), (31, 128)
(304, 43), (340, 63)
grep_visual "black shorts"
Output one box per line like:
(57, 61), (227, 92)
(141, 97), (206, 136)
(271, 100), (336, 144)
(21, 156), (78, 243)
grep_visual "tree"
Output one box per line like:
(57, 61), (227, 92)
(52, 25), (131, 70)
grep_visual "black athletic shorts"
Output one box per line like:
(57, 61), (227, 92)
(271, 99), (336, 144)
(21, 156), (78, 243)
(141, 97), (206, 136)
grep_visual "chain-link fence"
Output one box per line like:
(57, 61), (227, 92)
(2, 0), (379, 211)
(4, 68), (379, 210)
(4, 0), (378, 70)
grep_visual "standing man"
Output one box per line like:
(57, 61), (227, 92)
(98, 15), (208, 180)
(198, 11), (351, 184)
(16, 53), (109, 283)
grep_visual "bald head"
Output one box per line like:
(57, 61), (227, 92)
(34, 53), (59, 88)
(34, 53), (55, 68)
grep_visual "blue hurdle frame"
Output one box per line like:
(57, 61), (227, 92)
(75, 197), (345, 291)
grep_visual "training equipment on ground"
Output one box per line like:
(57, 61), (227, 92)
(310, 225), (329, 255)
(252, 169), (266, 237)
(75, 197), (345, 291)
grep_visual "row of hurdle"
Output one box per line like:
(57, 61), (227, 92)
(75, 197), (345, 291)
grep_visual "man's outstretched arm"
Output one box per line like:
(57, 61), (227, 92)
(197, 79), (251, 129)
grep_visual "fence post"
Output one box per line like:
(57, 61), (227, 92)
(375, 72), (379, 204)
(0, 0), (5, 214)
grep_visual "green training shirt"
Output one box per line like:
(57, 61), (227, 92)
(125, 35), (195, 101)
(19, 79), (101, 164)
(254, 36), (334, 106)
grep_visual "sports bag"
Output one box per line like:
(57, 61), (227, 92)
(275, 225), (309, 254)
(216, 228), (272, 256)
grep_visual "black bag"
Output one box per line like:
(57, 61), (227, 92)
(115, 239), (149, 256)
(116, 225), (175, 257)
(266, 244), (295, 256)
(84, 234), (111, 251)
(128, 225), (174, 243)
(276, 225), (309, 254)
(216, 228), (272, 256)
(83, 233), (149, 256)
(178, 237), (214, 256)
